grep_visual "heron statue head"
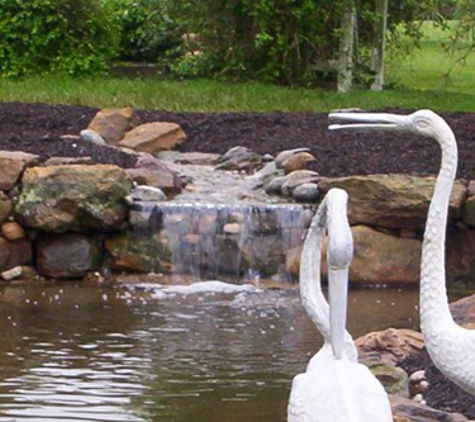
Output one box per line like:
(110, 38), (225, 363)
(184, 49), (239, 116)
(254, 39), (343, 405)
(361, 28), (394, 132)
(328, 109), (452, 140)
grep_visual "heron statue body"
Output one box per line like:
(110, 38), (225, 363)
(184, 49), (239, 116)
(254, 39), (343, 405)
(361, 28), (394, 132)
(287, 188), (392, 421)
(329, 109), (475, 396)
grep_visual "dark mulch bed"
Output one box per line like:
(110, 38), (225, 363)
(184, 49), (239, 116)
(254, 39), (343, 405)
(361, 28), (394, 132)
(2, 101), (475, 417)
(1, 102), (475, 180)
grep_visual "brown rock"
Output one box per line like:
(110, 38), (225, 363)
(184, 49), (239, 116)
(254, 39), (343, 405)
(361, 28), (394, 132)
(118, 122), (186, 153)
(87, 107), (137, 144)
(356, 328), (424, 366)
(319, 174), (467, 230)
(0, 151), (39, 166)
(127, 157), (183, 195)
(1, 222), (24, 240)
(283, 152), (316, 174)
(0, 238), (33, 272)
(350, 226), (422, 284)
(0, 151), (39, 191)
(0, 158), (25, 191)
(0, 192), (12, 224)
(286, 225), (422, 285)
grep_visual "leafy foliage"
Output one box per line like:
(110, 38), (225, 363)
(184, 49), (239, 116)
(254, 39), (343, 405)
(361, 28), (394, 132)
(169, 0), (343, 86)
(0, 0), (117, 77)
(105, 0), (184, 64)
(167, 0), (417, 87)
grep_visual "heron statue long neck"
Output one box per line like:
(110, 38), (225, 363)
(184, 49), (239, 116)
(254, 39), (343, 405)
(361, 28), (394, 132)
(329, 109), (475, 396)
(299, 188), (357, 360)
(419, 118), (457, 331)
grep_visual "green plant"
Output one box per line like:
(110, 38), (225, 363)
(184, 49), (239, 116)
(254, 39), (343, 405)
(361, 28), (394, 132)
(105, 0), (184, 65)
(0, 0), (117, 78)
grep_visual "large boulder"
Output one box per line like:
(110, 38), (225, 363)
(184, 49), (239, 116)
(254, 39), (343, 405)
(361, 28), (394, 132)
(15, 165), (133, 233)
(319, 174), (467, 230)
(118, 122), (186, 153)
(36, 233), (101, 279)
(286, 225), (422, 284)
(87, 107), (137, 144)
(0, 151), (39, 191)
(350, 226), (422, 284)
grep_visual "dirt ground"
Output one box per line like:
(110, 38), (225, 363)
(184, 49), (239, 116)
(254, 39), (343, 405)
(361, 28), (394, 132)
(2, 101), (475, 417)
(1, 102), (475, 180)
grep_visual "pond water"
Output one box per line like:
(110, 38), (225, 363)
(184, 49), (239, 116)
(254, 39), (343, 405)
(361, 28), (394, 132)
(0, 280), (422, 422)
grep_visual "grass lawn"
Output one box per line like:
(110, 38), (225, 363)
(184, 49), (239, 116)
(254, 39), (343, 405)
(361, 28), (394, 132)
(0, 22), (474, 113)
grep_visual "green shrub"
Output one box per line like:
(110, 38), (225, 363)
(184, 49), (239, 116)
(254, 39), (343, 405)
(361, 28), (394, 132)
(0, 0), (117, 77)
(169, 0), (368, 86)
(106, 0), (183, 65)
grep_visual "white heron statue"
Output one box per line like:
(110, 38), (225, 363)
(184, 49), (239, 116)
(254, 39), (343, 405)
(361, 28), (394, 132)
(329, 109), (475, 396)
(287, 188), (392, 421)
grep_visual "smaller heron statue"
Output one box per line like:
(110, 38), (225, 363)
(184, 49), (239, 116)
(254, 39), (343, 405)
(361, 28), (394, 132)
(287, 188), (392, 422)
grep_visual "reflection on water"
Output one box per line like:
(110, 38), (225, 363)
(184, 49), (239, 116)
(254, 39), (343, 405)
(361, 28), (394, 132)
(0, 281), (420, 422)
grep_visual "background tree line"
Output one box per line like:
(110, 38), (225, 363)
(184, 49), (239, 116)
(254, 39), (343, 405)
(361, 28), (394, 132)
(0, 0), (472, 90)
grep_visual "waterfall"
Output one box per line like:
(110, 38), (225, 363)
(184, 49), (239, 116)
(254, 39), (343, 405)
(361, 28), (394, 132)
(130, 202), (312, 283)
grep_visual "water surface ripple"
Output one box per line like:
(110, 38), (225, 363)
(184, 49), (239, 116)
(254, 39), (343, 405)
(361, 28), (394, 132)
(0, 282), (419, 422)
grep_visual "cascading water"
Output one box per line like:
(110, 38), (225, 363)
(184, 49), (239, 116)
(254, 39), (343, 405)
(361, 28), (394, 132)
(130, 202), (311, 283)
(128, 160), (314, 283)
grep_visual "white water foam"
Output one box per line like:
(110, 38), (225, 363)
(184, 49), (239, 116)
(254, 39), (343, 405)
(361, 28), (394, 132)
(130, 280), (260, 300)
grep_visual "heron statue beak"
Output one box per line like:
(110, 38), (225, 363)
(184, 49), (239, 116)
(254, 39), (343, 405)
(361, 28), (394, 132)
(328, 112), (409, 131)
(329, 266), (349, 359)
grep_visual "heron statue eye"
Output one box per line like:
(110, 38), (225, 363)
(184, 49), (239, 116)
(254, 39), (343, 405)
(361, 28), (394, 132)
(414, 117), (430, 129)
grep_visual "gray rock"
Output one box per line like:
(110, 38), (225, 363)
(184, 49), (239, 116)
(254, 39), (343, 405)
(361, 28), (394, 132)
(173, 152), (220, 166)
(80, 129), (107, 146)
(126, 185), (167, 203)
(37, 233), (102, 279)
(292, 182), (319, 203)
(280, 170), (320, 196)
(390, 395), (468, 421)
(265, 176), (287, 195)
(215, 146), (263, 173)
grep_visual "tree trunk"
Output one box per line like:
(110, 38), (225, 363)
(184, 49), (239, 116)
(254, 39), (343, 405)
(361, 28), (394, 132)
(370, 0), (388, 91)
(337, 2), (356, 93)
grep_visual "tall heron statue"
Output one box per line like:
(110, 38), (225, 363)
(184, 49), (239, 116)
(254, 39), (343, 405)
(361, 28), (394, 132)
(287, 188), (392, 421)
(329, 109), (475, 396)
